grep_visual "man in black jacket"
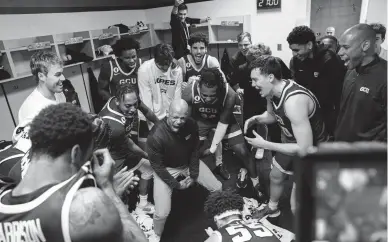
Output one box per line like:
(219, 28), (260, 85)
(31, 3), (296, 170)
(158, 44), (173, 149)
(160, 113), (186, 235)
(287, 26), (346, 137)
(335, 24), (387, 142)
(170, 0), (210, 60)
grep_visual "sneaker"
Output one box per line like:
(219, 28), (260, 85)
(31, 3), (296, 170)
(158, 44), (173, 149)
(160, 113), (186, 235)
(236, 168), (248, 188)
(252, 204), (281, 220)
(254, 183), (268, 203)
(135, 202), (155, 215)
(214, 164), (230, 180)
(148, 231), (161, 242)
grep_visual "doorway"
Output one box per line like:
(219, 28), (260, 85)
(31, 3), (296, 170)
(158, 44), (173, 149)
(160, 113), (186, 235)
(310, 0), (362, 39)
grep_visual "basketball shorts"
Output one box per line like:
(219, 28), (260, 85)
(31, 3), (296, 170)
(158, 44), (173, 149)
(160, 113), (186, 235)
(114, 152), (143, 173)
(272, 152), (295, 175)
(197, 116), (245, 147)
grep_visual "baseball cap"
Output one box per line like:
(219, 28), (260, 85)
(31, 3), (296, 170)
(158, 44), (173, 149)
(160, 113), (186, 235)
(12, 121), (32, 153)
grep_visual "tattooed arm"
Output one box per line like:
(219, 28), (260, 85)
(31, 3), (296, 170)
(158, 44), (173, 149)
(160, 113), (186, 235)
(69, 187), (147, 242)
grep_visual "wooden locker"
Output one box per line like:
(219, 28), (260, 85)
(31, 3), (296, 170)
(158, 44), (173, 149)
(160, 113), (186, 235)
(2, 76), (37, 125)
(0, 85), (16, 140)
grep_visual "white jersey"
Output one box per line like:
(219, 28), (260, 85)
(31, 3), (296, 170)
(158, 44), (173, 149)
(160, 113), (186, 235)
(138, 59), (183, 127)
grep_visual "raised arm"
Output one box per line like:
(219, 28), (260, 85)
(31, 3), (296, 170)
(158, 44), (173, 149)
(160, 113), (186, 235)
(173, 67), (183, 100)
(98, 61), (113, 102)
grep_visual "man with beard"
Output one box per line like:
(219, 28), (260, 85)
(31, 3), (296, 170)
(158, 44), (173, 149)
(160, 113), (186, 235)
(98, 38), (142, 101)
(335, 24), (387, 142)
(178, 32), (229, 179)
(245, 55), (329, 218)
(287, 26), (345, 137)
(170, 0), (210, 59)
(182, 68), (265, 200)
(99, 84), (158, 214)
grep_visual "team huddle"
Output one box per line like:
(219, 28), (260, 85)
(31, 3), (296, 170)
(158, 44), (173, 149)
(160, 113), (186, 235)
(0, 1), (386, 240)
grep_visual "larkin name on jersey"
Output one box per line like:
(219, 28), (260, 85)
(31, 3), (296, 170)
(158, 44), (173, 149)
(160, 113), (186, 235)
(0, 218), (46, 242)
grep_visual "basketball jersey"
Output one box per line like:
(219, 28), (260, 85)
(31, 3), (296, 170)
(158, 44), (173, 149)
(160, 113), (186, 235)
(99, 97), (138, 138)
(271, 79), (328, 144)
(0, 164), (96, 242)
(183, 54), (209, 82)
(108, 56), (141, 96)
(191, 79), (228, 124)
(217, 219), (280, 242)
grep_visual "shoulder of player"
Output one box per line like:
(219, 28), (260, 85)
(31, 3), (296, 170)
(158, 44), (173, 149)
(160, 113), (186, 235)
(225, 85), (237, 101)
(138, 59), (152, 72)
(284, 94), (311, 118)
(207, 56), (220, 67)
(69, 187), (122, 242)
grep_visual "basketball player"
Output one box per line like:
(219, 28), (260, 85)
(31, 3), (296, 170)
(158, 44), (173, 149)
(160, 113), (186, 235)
(98, 37), (142, 100)
(97, 37), (151, 147)
(178, 32), (225, 89)
(182, 68), (265, 200)
(0, 103), (148, 242)
(138, 43), (183, 130)
(178, 32), (229, 180)
(245, 56), (329, 218)
(18, 50), (66, 125)
(99, 84), (158, 214)
(204, 190), (294, 242)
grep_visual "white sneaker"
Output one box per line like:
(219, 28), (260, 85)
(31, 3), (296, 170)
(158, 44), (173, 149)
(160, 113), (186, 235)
(148, 231), (160, 242)
(255, 148), (264, 159)
(136, 202), (155, 215)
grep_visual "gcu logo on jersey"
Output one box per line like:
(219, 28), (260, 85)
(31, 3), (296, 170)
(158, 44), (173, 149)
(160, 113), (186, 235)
(186, 62), (191, 68)
(360, 87), (369, 94)
(199, 107), (218, 114)
(194, 96), (201, 102)
(274, 114), (284, 125)
(155, 78), (176, 86)
(113, 67), (120, 74)
(119, 78), (137, 85)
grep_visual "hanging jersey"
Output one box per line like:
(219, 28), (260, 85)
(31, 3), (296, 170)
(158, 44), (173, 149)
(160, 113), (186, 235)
(183, 54), (209, 82)
(108, 56), (142, 96)
(215, 219), (281, 242)
(191, 79), (228, 124)
(0, 163), (96, 242)
(99, 97), (138, 138)
(271, 79), (328, 144)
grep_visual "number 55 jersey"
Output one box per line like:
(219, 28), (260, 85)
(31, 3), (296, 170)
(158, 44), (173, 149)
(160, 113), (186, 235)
(214, 218), (294, 242)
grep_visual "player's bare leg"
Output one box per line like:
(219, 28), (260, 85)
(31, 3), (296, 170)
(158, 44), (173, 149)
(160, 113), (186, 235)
(253, 165), (284, 219)
(230, 143), (266, 201)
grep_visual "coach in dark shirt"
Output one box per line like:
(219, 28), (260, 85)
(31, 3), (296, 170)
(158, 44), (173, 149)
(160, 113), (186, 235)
(287, 26), (346, 137)
(335, 24), (387, 142)
(147, 99), (221, 238)
(170, 0), (210, 60)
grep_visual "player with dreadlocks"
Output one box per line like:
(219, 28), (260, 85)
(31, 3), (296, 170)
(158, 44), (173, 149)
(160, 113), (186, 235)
(99, 83), (158, 215)
(204, 190), (283, 242)
(182, 67), (265, 201)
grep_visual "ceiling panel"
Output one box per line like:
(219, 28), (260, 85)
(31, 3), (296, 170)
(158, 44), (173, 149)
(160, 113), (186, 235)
(0, 0), (211, 14)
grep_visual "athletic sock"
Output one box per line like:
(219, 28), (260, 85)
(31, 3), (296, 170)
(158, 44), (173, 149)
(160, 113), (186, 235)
(268, 200), (279, 210)
(251, 177), (259, 187)
(139, 194), (148, 207)
(215, 143), (223, 166)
